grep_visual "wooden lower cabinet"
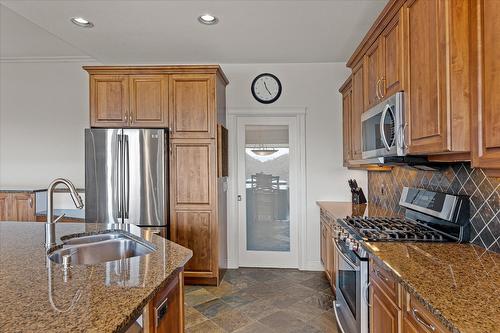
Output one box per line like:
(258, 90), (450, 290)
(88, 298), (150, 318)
(320, 210), (336, 292)
(0, 192), (36, 221)
(371, 284), (401, 333)
(143, 270), (184, 333)
(369, 258), (451, 333)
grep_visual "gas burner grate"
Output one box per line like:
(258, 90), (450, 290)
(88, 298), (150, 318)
(343, 216), (447, 242)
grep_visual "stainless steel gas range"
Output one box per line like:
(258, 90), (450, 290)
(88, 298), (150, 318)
(333, 187), (470, 333)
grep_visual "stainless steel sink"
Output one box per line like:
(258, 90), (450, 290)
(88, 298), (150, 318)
(48, 233), (156, 265)
(63, 232), (128, 246)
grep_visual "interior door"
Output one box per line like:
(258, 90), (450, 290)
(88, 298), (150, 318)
(123, 129), (166, 227)
(237, 117), (298, 268)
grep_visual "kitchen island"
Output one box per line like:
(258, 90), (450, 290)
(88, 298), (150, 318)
(0, 222), (192, 333)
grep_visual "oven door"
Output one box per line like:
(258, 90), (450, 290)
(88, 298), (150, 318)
(334, 239), (369, 333)
(361, 92), (405, 159)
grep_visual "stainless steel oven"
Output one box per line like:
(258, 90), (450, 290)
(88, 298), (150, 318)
(333, 236), (369, 333)
(361, 92), (406, 159)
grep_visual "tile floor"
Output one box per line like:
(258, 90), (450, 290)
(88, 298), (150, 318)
(184, 268), (339, 333)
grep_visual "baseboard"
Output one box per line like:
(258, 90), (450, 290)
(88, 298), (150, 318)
(300, 260), (324, 271)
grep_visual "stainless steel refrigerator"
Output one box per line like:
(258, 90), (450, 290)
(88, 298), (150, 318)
(85, 128), (168, 233)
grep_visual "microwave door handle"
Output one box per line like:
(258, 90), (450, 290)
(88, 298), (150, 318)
(380, 104), (391, 151)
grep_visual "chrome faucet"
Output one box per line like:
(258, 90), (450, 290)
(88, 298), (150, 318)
(45, 178), (84, 249)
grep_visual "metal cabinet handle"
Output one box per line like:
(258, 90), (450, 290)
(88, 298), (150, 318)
(411, 308), (436, 332)
(375, 269), (389, 283)
(378, 77), (385, 99)
(29, 197), (33, 208)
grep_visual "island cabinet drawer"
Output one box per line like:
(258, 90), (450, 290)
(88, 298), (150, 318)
(370, 259), (400, 307)
(403, 292), (450, 333)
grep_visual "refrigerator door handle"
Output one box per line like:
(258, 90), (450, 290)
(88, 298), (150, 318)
(124, 135), (130, 219)
(117, 134), (123, 220)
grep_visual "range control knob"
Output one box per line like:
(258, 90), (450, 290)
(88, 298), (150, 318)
(349, 240), (359, 251)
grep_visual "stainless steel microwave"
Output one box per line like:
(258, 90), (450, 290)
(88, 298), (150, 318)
(361, 92), (406, 159)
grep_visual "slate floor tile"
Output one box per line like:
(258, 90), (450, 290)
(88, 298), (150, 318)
(194, 298), (231, 318)
(258, 310), (307, 332)
(185, 289), (218, 306)
(186, 319), (226, 333)
(185, 306), (208, 329)
(233, 321), (274, 333)
(212, 308), (251, 332)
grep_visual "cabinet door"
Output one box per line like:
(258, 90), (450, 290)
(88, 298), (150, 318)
(10, 193), (35, 221)
(371, 283), (400, 333)
(170, 139), (216, 275)
(471, 0), (500, 171)
(169, 75), (215, 138)
(404, 0), (447, 154)
(351, 61), (364, 160)
(0, 193), (10, 221)
(172, 211), (213, 273)
(129, 75), (169, 128)
(90, 75), (129, 127)
(380, 9), (404, 98)
(341, 82), (353, 166)
(320, 220), (327, 266)
(147, 271), (184, 333)
(365, 41), (383, 109)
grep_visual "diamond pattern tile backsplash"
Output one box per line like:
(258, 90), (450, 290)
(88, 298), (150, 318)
(368, 163), (500, 253)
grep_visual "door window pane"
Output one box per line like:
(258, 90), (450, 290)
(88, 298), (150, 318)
(245, 125), (290, 252)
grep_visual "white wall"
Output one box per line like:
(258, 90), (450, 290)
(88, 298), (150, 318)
(222, 63), (367, 270)
(0, 61), (368, 269)
(0, 61), (91, 188)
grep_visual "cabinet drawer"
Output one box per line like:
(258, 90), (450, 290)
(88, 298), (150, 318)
(403, 292), (450, 333)
(370, 259), (400, 307)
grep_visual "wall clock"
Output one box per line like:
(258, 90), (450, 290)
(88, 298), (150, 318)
(251, 73), (282, 104)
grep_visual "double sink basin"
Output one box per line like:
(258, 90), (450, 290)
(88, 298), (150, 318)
(48, 231), (156, 266)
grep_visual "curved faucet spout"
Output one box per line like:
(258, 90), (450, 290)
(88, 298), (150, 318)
(45, 178), (84, 249)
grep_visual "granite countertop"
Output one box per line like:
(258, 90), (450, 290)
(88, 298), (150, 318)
(0, 222), (192, 333)
(316, 201), (500, 333)
(365, 242), (500, 333)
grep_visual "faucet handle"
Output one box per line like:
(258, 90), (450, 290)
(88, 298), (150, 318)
(53, 213), (67, 223)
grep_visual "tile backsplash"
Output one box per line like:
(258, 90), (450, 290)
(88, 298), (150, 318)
(368, 163), (500, 253)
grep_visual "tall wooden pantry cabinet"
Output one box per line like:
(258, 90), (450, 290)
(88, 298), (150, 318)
(84, 65), (229, 285)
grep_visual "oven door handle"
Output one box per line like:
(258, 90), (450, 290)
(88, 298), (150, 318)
(379, 104), (392, 151)
(333, 238), (359, 270)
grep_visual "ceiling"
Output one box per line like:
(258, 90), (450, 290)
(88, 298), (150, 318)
(0, 0), (387, 64)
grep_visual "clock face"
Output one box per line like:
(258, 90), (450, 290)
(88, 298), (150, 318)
(251, 73), (282, 104)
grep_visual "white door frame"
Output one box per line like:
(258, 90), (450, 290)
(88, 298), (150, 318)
(227, 107), (307, 269)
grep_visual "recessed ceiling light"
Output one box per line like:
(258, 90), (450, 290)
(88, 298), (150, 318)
(70, 17), (94, 28)
(198, 14), (218, 25)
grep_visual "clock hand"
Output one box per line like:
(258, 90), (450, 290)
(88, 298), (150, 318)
(263, 82), (272, 95)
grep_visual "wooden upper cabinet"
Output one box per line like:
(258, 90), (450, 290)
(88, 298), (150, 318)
(340, 77), (353, 166)
(471, 0), (500, 172)
(365, 41), (384, 109)
(169, 74), (215, 138)
(129, 75), (169, 128)
(365, 9), (403, 110)
(351, 61), (364, 160)
(403, 0), (470, 155)
(380, 9), (404, 98)
(90, 75), (129, 127)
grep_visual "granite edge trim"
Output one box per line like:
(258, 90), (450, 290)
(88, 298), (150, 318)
(365, 246), (461, 333)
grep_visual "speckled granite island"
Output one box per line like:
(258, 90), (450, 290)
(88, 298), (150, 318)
(318, 201), (500, 333)
(0, 222), (192, 333)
